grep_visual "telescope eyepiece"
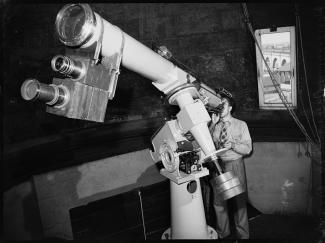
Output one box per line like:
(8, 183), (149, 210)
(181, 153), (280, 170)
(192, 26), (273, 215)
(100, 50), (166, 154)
(55, 56), (64, 70)
(207, 103), (224, 115)
(55, 3), (96, 47)
(51, 55), (86, 80)
(21, 79), (69, 107)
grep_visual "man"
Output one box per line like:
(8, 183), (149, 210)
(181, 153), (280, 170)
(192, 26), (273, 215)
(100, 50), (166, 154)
(209, 88), (252, 239)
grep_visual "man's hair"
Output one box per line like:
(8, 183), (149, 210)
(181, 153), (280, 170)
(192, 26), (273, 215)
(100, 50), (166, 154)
(215, 87), (236, 114)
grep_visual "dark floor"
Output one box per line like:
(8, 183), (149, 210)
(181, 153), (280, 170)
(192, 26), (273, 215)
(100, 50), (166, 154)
(70, 180), (322, 241)
(93, 204), (321, 241)
(145, 214), (321, 241)
(248, 214), (321, 241)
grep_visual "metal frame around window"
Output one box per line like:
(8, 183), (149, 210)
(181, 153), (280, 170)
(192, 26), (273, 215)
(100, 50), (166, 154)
(255, 26), (297, 110)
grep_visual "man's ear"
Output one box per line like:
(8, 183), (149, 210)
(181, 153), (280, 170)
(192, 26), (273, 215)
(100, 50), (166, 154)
(229, 106), (233, 113)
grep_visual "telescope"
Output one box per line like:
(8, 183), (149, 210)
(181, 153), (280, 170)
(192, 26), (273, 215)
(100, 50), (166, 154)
(20, 4), (244, 239)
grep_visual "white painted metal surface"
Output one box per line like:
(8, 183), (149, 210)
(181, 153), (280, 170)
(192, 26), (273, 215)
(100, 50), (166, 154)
(85, 13), (185, 87)
(169, 179), (209, 239)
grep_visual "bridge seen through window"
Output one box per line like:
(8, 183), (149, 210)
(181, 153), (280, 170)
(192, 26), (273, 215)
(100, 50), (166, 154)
(255, 26), (296, 110)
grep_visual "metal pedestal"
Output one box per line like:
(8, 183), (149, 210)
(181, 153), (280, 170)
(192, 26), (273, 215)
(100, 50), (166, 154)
(160, 169), (218, 239)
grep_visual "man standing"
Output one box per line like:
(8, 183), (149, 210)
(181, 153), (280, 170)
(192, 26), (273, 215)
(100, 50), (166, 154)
(209, 88), (252, 239)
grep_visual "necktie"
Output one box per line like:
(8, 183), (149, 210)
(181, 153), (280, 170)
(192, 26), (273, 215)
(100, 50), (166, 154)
(219, 121), (229, 149)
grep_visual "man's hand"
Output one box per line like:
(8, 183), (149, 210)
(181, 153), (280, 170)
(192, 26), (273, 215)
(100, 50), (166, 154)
(223, 140), (232, 150)
(209, 113), (220, 134)
(211, 113), (220, 124)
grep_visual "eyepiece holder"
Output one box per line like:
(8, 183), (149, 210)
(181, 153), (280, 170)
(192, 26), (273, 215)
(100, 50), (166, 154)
(21, 79), (69, 107)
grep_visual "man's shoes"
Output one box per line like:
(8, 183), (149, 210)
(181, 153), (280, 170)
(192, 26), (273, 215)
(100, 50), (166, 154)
(218, 232), (231, 239)
(222, 234), (233, 239)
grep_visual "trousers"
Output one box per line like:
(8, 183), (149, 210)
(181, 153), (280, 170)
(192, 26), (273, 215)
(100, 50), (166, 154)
(211, 157), (249, 239)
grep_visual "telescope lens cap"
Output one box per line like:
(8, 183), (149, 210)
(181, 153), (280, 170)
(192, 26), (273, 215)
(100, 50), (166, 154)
(21, 79), (40, 100)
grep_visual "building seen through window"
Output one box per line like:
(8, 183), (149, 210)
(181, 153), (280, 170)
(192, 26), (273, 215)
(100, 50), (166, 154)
(255, 27), (297, 109)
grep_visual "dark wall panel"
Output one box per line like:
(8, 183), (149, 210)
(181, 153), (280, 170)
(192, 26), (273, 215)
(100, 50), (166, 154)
(70, 180), (170, 240)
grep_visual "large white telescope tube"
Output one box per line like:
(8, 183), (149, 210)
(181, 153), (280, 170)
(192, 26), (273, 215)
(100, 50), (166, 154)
(55, 4), (185, 88)
(55, 3), (218, 157)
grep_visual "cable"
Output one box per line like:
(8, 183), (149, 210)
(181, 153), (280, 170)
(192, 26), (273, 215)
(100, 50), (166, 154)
(299, 91), (318, 141)
(305, 158), (312, 214)
(156, 45), (201, 80)
(170, 55), (199, 78)
(294, 10), (318, 142)
(138, 190), (147, 240)
(295, 5), (321, 144)
(241, 3), (314, 144)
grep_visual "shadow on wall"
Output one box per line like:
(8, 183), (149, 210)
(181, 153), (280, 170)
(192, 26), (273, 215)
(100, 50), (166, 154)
(73, 161), (165, 206)
(22, 180), (43, 239)
(245, 142), (313, 215)
(32, 148), (166, 239)
(3, 180), (43, 240)
(136, 162), (166, 187)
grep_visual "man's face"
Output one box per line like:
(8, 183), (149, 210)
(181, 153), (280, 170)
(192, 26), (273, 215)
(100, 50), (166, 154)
(220, 98), (232, 118)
